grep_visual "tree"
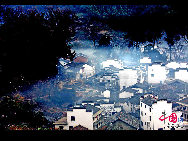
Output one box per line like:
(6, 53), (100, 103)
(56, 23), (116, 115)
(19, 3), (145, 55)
(88, 24), (99, 46)
(98, 34), (111, 46)
(0, 6), (77, 95)
(0, 94), (51, 130)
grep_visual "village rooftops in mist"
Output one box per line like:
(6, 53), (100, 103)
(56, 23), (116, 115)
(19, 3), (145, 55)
(67, 104), (101, 115)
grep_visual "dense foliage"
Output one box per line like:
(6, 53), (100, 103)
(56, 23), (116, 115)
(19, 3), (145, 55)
(0, 6), (77, 95)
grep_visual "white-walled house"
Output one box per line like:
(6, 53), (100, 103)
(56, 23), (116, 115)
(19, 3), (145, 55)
(119, 94), (141, 114)
(179, 63), (188, 68)
(140, 94), (184, 130)
(63, 107), (93, 130)
(119, 91), (134, 99)
(79, 64), (95, 79)
(175, 69), (188, 83)
(101, 59), (123, 69)
(139, 57), (152, 83)
(140, 57), (152, 64)
(102, 90), (110, 98)
(99, 102), (118, 118)
(117, 68), (138, 90)
(54, 104), (103, 130)
(147, 63), (168, 84)
(176, 97), (188, 129)
(166, 62), (180, 70)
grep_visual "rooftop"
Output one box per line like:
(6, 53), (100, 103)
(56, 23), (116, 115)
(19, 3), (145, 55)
(53, 117), (67, 125)
(68, 104), (101, 114)
(71, 125), (88, 130)
(179, 97), (188, 105)
(141, 96), (157, 106)
(84, 104), (100, 114)
(149, 62), (165, 66)
(120, 87), (138, 94)
(125, 94), (145, 105)
(107, 119), (137, 130)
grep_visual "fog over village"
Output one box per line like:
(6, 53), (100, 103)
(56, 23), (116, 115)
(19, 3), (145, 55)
(0, 5), (188, 131)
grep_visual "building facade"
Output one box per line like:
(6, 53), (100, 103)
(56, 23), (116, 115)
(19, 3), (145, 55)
(140, 94), (184, 130)
(175, 69), (188, 83)
(147, 63), (168, 84)
(117, 69), (138, 90)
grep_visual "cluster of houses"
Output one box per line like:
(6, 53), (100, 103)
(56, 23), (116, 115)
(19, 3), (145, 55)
(53, 100), (121, 130)
(54, 47), (188, 130)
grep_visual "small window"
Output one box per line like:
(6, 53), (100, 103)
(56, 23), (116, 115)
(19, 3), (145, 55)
(71, 116), (75, 121)
(141, 103), (142, 107)
(150, 116), (151, 121)
(69, 126), (73, 130)
(145, 105), (146, 108)
(149, 108), (151, 112)
(151, 74), (154, 77)
(145, 113), (146, 115)
(141, 121), (143, 126)
(59, 126), (64, 130)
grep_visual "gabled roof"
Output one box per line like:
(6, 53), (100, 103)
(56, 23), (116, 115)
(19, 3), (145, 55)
(166, 79), (188, 85)
(141, 96), (157, 106)
(125, 94), (144, 105)
(84, 104), (100, 115)
(120, 87), (138, 94)
(149, 62), (165, 66)
(175, 68), (188, 71)
(71, 125), (88, 130)
(53, 117), (67, 125)
(179, 97), (188, 105)
(73, 56), (88, 63)
(107, 118), (137, 130)
(130, 82), (150, 90)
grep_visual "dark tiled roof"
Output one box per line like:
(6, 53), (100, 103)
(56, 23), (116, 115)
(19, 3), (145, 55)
(71, 125), (88, 130)
(82, 101), (94, 103)
(176, 68), (188, 71)
(141, 96), (157, 106)
(85, 104), (100, 114)
(130, 82), (150, 90)
(73, 56), (88, 63)
(109, 119), (137, 130)
(172, 102), (181, 108)
(120, 87), (137, 94)
(126, 94), (144, 105)
(179, 97), (188, 105)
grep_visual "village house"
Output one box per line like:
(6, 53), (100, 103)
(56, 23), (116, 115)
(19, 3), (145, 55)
(117, 68), (138, 90)
(53, 104), (103, 130)
(79, 64), (95, 79)
(176, 97), (188, 129)
(99, 72), (119, 89)
(175, 68), (188, 83)
(98, 101), (121, 119)
(139, 57), (152, 83)
(57, 54), (90, 81)
(165, 62), (188, 80)
(147, 62), (168, 84)
(101, 59), (123, 70)
(101, 90), (110, 98)
(119, 87), (137, 99)
(118, 93), (143, 115)
(140, 94), (184, 130)
(106, 119), (137, 130)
